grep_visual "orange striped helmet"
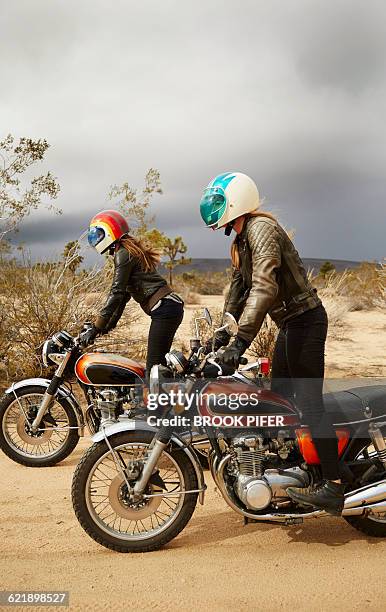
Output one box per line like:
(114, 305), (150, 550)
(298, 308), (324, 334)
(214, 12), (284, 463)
(88, 210), (129, 254)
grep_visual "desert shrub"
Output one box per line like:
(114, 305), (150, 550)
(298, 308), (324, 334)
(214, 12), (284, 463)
(96, 328), (148, 363)
(0, 252), (141, 388)
(319, 261), (336, 277)
(343, 262), (384, 310)
(315, 270), (354, 328)
(316, 263), (384, 313)
(176, 269), (230, 296)
(248, 317), (279, 362)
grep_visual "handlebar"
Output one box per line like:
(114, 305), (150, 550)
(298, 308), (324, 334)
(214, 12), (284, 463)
(200, 355), (248, 378)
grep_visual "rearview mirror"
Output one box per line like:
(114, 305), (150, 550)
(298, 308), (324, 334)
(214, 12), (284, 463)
(222, 312), (238, 336)
(203, 308), (212, 327)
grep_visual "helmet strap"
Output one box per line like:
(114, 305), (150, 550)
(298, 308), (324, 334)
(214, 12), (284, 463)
(224, 221), (234, 236)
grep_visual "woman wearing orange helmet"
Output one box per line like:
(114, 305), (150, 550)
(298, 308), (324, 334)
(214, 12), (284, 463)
(82, 210), (184, 374)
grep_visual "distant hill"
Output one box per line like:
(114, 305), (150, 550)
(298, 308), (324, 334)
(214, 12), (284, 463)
(159, 258), (363, 275)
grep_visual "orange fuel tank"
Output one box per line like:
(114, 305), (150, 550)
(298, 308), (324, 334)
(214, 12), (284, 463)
(75, 353), (145, 386)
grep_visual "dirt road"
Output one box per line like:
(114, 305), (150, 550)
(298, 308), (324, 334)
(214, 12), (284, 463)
(1, 438), (385, 612)
(0, 304), (385, 611)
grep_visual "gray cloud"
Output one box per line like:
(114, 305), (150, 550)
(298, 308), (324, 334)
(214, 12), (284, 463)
(1, 0), (385, 263)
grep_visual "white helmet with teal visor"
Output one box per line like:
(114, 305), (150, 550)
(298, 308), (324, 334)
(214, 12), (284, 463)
(200, 172), (260, 230)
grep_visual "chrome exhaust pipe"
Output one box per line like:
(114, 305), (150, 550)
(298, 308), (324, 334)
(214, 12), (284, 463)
(342, 479), (386, 516)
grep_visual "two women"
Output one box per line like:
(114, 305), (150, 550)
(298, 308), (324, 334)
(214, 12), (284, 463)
(83, 210), (183, 374)
(199, 172), (345, 515)
(84, 175), (343, 515)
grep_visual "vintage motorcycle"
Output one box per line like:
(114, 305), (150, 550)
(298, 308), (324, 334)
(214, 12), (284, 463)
(0, 325), (147, 467)
(71, 310), (386, 552)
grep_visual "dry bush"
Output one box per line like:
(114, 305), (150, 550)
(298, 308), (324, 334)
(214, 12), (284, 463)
(175, 270), (230, 297)
(92, 303), (147, 364)
(0, 251), (141, 387)
(315, 270), (354, 330)
(315, 263), (384, 312)
(344, 262), (385, 310)
(96, 328), (148, 364)
(248, 316), (279, 362)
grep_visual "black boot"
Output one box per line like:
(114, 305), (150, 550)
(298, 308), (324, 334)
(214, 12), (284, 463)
(287, 481), (346, 516)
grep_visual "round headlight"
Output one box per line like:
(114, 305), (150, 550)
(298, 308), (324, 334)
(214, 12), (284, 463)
(51, 330), (73, 348)
(42, 337), (66, 367)
(165, 350), (188, 373)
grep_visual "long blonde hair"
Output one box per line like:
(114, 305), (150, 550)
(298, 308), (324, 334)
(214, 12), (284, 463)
(230, 210), (277, 269)
(120, 235), (161, 272)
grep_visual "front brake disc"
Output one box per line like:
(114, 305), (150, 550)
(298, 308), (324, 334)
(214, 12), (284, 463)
(108, 475), (163, 520)
(16, 415), (53, 445)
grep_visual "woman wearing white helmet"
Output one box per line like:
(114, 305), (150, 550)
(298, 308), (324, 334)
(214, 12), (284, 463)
(200, 172), (344, 516)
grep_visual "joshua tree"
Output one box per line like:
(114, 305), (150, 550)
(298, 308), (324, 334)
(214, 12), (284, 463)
(143, 229), (191, 287)
(162, 236), (191, 287)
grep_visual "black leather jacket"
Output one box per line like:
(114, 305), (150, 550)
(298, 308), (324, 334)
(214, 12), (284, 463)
(224, 216), (321, 345)
(95, 245), (171, 331)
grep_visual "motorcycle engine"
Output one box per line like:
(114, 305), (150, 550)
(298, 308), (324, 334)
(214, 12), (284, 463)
(231, 433), (309, 511)
(86, 386), (143, 433)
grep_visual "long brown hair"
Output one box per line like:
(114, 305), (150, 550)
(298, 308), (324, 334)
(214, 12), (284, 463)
(230, 210), (277, 269)
(120, 235), (161, 272)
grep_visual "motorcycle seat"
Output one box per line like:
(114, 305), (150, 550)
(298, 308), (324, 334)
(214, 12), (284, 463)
(323, 385), (386, 425)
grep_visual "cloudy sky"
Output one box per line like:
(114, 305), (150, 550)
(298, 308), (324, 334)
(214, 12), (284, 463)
(1, 0), (385, 264)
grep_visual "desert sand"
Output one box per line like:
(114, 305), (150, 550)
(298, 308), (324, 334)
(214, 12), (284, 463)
(0, 298), (385, 611)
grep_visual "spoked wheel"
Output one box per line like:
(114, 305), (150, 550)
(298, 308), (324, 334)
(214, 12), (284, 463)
(0, 386), (79, 467)
(72, 431), (199, 552)
(344, 430), (386, 537)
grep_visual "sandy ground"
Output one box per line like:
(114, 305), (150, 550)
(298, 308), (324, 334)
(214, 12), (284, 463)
(0, 299), (385, 611)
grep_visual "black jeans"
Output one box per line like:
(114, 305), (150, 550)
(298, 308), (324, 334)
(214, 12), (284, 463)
(271, 304), (340, 481)
(146, 298), (184, 374)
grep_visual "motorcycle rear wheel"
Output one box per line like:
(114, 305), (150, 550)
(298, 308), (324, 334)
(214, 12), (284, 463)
(72, 431), (199, 552)
(343, 434), (386, 537)
(0, 385), (80, 467)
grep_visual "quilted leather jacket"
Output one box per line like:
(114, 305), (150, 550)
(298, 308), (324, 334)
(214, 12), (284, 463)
(224, 215), (321, 345)
(95, 245), (171, 331)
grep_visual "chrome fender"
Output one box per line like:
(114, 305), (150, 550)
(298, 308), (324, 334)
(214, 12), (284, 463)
(5, 378), (85, 435)
(93, 420), (206, 504)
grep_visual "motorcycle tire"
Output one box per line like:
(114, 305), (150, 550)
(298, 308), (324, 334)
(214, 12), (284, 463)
(72, 431), (199, 552)
(0, 385), (80, 467)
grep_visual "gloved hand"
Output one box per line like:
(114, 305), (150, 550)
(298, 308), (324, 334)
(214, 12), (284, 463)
(217, 336), (249, 369)
(203, 329), (231, 355)
(79, 324), (100, 347)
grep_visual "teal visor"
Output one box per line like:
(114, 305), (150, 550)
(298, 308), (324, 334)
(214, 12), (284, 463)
(199, 186), (227, 228)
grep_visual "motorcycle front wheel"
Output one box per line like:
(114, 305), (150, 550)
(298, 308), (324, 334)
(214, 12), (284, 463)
(72, 431), (199, 553)
(0, 385), (80, 467)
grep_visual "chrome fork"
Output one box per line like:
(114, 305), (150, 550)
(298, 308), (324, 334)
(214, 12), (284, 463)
(133, 439), (167, 496)
(30, 352), (71, 432)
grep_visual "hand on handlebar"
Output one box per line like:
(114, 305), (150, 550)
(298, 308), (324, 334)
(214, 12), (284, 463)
(79, 323), (99, 347)
(217, 336), (249, 369)
(202, 329), (231, 355)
